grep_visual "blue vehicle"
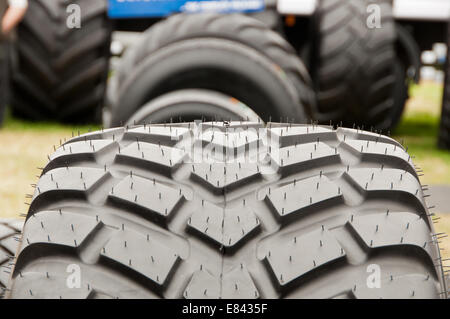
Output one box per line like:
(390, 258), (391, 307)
(108, 0), (265, 18)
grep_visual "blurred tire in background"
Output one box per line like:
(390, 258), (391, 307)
(10, 0), (111, 123)
(310, 0), (400, 131)
(0, 41), (9, 127)
(438, 20), (450, 149)
(0, 218), (22, 298)
(122, 89), (261, 125)
(107, 13), (314, 127)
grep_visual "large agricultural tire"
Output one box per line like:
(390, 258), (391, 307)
(311, 0), (398, 131)
(7, 122), (447, 299)
(107, 13), (314, 127)
(0, 219), (23, 298)
(389, 60), (409, 131)
(10, 0), (111, 123)
(0, 42), (8, 127)
(438, 21), (450, 149)
(120, 89), (261, 126)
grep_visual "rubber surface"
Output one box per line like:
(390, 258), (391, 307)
(10, 0), (111, 123)
(108, 13), (314, 127)
(0, 41), (9, 127)
(389, 59), (409, 131)
(0, 219), (23, 298)
(7, 122), (447, 299)
(438, 21), (450, 150)
(311, 0), (397, 130)
(122, 89), (261, 126)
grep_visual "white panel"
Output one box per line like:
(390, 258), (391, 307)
(277, 0), (317, 16)
(277, 0), (450, 21)
(394, 0), (450, 21)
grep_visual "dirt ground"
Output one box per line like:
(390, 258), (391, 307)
(0, 130), (74, 218)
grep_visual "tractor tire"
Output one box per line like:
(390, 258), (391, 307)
(0, 219), (23, 298)
(438, 21), (450, 149)
(119, 89), (261, 126)
(248, 0), (283, 33)
(388, 60), (409, 131)
(311, 0), (398, 131)
(107, 13), (314, 127)
(10, 0), (111, 123)
(7, 122), (447, 299)
(0, 41), (10, 127)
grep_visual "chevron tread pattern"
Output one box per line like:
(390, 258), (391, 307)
(7, 122), (447, 299)
(11, 0), (111, 123)
(312, 0), (397, 130)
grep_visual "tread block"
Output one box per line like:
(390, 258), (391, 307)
(21, 211), (99, 250)
(50, 140), (116, 161)
(346, 168), (422, 202)
(0, 249), (10, 264)
(191, 163), (261, 193)
(123, 125), (190, 146)
(101, 230), (180, 287)
(200, 128), (261, 154)
(108, 175), (184, 222)
(344, 140), (413, 167)
(34, 167), (108, 200)
(184, 269), (220, 299)
(262, 227), (345, 286)
(265, 175), (343, 218)
(188, 201), (260, 248)
(0, 224), (15, 240)
(353, 274), (438, 299)
(222, 264), (259, 299)
(0, 262), (13, 288)
(336, 128), (401, 147)
(0, 219), (23, 292)
(0, 246), (13, 289)
(348, 212), (432, 256)
(200, 122), (264, 131)
(271, 142), (340, 174)
(3, 220), (24, 232)
(268, 125), (337, 147)
(10, 273), (92, 299)
(65, 128), (125, 145)
(115, 142), (185, 176)
(0, 236), (20, 255)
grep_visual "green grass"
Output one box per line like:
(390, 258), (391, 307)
(392, 82), (450, 184)
(408, 82), (444, 114)
(393, 113), (450, 184)
(2, 110), (101, 133)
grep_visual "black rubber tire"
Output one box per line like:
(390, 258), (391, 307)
(0, 219), (23, 298)
(0, 40), (10, 127)
(108, 13), (314, 127)
(438, 21), (450, 150)
(387, 60), (409, 131)
(10, 0), (111, 123)
(7, 122), (447, 299)
(248, 0), (283, 33)
(121, 89), (261, 126)
(311, 0), (397, 131)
